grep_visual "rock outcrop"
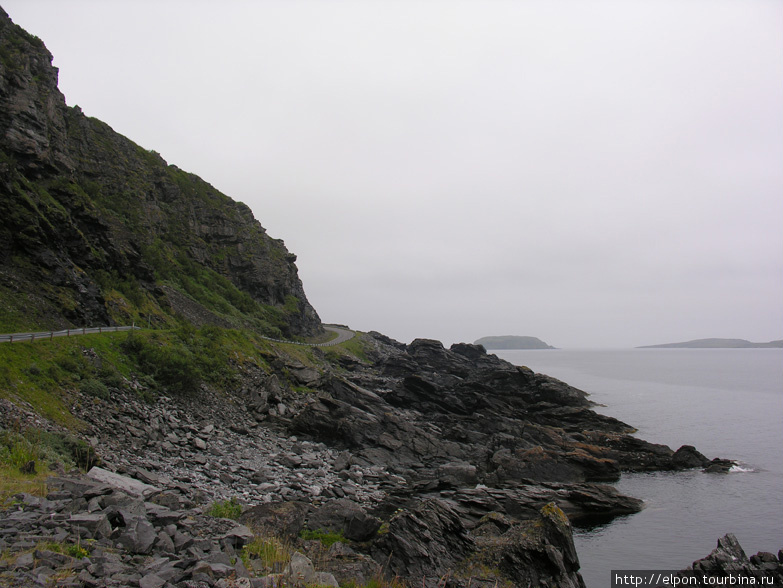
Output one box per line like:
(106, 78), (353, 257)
(671, 534), (783, 586)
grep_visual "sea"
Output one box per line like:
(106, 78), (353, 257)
(492, 348), (783, 588)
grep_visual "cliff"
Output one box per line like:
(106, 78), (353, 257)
(0, 8), (321, 337)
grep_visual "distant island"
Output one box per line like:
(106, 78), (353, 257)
(638, 338), (783, 349)
(474, 335), (556, 349)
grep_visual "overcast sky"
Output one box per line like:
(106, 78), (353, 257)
(5, 0), (782, 348)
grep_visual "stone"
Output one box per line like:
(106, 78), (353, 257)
(307, 498), (381, 542)
(371, 498), (475, 584)
(239, 501), (310, 539)
(86, 467), (160, 497)
(284, 551), (316, 586)
(139, 573), (166, 588)
(68, 513), (112, 539)
(313, 572), (340, 587)
(672, 445), (710, 468)
(115, 516), (157, 554)
(221, 523), (254, 548)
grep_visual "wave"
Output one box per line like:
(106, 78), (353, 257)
(729, 463), (756, 473)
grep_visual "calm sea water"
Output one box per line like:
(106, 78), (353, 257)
(493, 349), (783, 588)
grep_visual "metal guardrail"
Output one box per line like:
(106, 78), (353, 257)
(0, 325), (140, 343)
(0, 324), (355, 347)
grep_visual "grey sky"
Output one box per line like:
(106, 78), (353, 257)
(5, 0), (782, 348)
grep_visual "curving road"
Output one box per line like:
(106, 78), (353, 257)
(322, 325), (355, 346)
(258, 324), (356, 347)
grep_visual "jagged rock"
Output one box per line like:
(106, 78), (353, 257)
(371, 498), (476, 586)
(114, 515), (157, 554)
(307, 498), (381, 542)
(676, 534), (783, 585)
(465, 503), (586, 588)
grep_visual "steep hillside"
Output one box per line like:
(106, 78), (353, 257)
(0, 8), (321, 338)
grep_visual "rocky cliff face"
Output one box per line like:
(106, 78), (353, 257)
(0, 8), (321, 337)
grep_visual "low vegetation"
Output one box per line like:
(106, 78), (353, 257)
(299, 528), (347, 548)
(0, 427), (96, 504)
(207, 497), (243, 520)
(240, 535), (293, 574)
(0, 323), (369, 433)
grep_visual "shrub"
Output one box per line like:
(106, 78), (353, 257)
(98, 368), (125, 389)
(207, 497), (242, 519)
(79, 378), (109, 400)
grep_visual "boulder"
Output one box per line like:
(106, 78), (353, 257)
(86, 466), (160, 497)
(671, 445), (710, 468)
(239, 501), (310, 540)
(114, 515), (157, 554)
(284, 551), (316, 586)
(307, 498), (381, 542)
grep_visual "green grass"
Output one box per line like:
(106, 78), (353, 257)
(240, 536), (293, 573)
(0, 427), (97, 505)
(207, 497), (242, 519)
(0, 326), (277, 429)
(299, 528), (347, 547)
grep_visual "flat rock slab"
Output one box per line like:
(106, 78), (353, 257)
(87, 466), (160, 497)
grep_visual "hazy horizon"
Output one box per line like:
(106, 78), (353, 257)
(5, 1), (782, 348)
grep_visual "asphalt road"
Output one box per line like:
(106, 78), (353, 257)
(322, 325), (355, 346)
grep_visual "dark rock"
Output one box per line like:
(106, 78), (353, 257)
(239, 501), (310, 540)
(115, 515), (157, 554)
(465, 503), (586, 588)
(672, 445), (710, 468)
(19, 460), (36, 474)
(679, 534), (783, 585)
(307, 499), (382, 542)
(371, 498), (475, 586)
(703, 458), (735, 474)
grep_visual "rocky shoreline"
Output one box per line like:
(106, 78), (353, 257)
(1, 332), (751, 587)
